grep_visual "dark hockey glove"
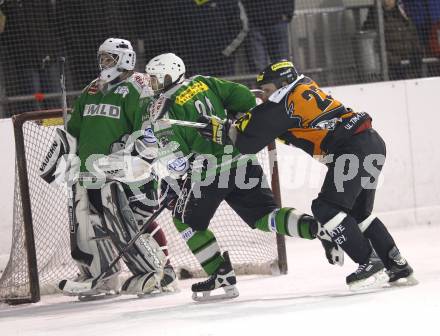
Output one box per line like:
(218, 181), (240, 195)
(197, 115), (232, 146)
(159, 176), (184, 211)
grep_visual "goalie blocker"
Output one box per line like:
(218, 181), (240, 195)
(39, 127), (78, 185)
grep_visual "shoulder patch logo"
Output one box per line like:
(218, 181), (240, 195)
(133, 73), (147, 89)
(167, 156), (189, 173)
(115, 86), (129, 98)
(143, 127), (157, 144)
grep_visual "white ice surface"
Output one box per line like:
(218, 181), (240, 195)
(1, 224), (439, 336)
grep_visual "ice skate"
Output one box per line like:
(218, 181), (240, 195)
(346, 250), (389, 291)
(191, 251), (239, 302)
(61, 273), (121, 301)
(386, 247), (418, 286)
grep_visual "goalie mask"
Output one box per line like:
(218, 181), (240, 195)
(256, 60), (299, 91)
(145, 53), (185, 96)
(98, 38), (136, 84)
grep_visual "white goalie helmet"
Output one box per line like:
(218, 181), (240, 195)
(145, 53), (186, 95)
(97, 38), (136, 83)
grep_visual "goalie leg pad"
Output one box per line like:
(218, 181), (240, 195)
(63, 184), (121, 296)
(121, 273), (161, 296)
(101, 181), (167, 277)
(74, 184), (121, 278)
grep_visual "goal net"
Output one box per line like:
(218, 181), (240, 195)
(0, 110), (286, 304)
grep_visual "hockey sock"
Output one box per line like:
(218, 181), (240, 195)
(312, 199), (371, 264)
(254, 208), (317, 240)
(173, 218), (224, 275)
(361, 217), (396, 269)
(322, 213), (373, 264)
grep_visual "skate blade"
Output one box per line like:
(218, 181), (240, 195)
(78, 292), (120, 302)
(389, 274), (419, 287)
(59, 279), (94, 295)
(161, 280), (180, 293)
(134, 284), (162, 298)
(137, 285), (180, 299)
(192, 285), (239, 302)
(349, 269), (389, 292)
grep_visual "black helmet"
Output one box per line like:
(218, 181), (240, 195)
(256, 60), (298, 88)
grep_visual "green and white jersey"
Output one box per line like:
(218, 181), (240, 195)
(149, 75), (257, 177)
(67, 72), (151, 172)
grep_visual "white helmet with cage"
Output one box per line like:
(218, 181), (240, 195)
(97, 38), (136, 83)
(145, 53), (186, 95)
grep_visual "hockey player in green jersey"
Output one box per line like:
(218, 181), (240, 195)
(40, 38), (175, 300)
(144, 53), (322, 301)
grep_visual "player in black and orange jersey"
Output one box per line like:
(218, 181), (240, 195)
(197, 60), (417, 291)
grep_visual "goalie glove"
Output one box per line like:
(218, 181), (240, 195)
(39, 128), (79, 186)
(92, 150), (154, 185)
(197, 115), (233, 146)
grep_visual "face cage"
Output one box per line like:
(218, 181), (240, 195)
(149, 74), (177, 97)
(98, 52), (119, 71)
(149, 75), (165, 96)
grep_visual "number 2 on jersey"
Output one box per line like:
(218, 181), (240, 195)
(194, 97), (214, 116)
(301, 86), (333, 113)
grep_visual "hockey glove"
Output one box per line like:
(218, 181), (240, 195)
(197, 115), (232, 146)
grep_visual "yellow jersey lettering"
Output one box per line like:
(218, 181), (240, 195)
(175, 81), (209, 106)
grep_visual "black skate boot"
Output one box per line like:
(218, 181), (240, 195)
(346, 250), (389, 291)
(386, 247), (418, 286)
(191, 251), (238, 302)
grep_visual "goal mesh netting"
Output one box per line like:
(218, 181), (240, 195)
(0, 110), (286, 304)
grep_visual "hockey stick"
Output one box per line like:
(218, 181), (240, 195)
(57, 57), (79, 251)
(154, 88), (263, 129)
(59, 201), (168, 294)
(158, 118), (208, 129)
(59, 57), (68, 128)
